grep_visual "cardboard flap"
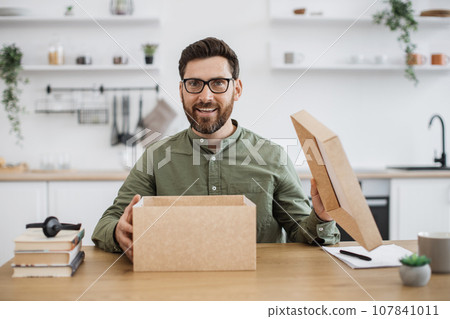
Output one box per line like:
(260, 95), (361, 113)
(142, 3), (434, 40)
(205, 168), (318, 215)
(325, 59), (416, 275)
(290, 110), (382, 251)
(142, 195), (250, 206)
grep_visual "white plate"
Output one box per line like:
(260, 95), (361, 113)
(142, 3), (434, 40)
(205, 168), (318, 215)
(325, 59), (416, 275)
(0, 7), (31, 16)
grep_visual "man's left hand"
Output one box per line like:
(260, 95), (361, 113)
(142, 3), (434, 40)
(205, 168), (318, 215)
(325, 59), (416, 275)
(311, 178), (333, 222)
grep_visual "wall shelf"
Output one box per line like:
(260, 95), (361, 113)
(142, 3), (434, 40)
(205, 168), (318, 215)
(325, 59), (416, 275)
(271, 64), (450, 71)
(0, 15), (160, 24)
(270, 15), (450, 27)
(22, 65), (160, 72)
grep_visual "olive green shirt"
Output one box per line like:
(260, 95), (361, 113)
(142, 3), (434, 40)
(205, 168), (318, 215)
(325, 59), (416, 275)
(92, 120), (340, 252)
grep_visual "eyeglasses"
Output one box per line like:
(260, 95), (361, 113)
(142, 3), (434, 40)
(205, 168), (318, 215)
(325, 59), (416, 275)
(182, 78), (233, 94)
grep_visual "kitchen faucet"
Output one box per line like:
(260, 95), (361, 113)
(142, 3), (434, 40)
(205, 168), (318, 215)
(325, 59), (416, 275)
(428, 114), (447, 167)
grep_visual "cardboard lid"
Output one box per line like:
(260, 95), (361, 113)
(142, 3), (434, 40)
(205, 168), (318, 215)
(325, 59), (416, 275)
(291, 110), (382, 251)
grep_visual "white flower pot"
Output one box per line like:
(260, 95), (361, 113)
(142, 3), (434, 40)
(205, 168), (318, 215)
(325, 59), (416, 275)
(399, 264), (431, 287)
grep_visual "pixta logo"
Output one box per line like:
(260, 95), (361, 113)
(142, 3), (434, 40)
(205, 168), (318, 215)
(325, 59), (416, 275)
(124, 132), (324, 174)
(125, 129), (171, 174)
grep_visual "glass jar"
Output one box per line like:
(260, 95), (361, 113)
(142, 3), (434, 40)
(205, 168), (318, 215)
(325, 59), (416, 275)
(110, 0), (134, 15)
(48, 42), (64, 65)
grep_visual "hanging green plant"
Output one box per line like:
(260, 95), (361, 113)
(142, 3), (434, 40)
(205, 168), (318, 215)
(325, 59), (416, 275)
(0, 43), (28, 144)
(373, 0), (419, 85)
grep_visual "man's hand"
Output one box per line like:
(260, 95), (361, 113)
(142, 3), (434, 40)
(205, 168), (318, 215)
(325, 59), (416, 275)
(310, 178), (333, 222)
(115, 194), (141, 262)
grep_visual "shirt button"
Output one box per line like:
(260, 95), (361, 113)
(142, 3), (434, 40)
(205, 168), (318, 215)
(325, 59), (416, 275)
(212, 186), (217, 191)
(211, 156), (216, 161)
(318, 227), (324, 232)
(200, 138), (204, 143)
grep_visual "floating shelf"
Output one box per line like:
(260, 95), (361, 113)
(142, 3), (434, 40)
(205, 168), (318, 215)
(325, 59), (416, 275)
(270, 15), (450, 27)
(271, 64), (450, 71)
(22, 65), (160, 72)
(0, 15), (160, 24)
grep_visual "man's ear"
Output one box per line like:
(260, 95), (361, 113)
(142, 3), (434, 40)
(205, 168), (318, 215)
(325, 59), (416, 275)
(234, 78), (243, 101)
(179, 81), (183, 100)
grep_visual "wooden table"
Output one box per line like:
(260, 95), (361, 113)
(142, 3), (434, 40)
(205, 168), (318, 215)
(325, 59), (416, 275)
(1, 241), (448, 301)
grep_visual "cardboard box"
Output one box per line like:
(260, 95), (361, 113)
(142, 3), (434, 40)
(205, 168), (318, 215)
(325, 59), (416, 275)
(133, 195), (256, 271)
(291, 110), (382, 251)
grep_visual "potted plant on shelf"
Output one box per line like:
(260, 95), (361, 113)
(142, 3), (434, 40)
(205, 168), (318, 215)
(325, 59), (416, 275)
(373, 0), (419, 85)
(65, 5), (74, 16)
(0, 44), (28, 144)
(399, 253), (431, 286)
(141, 43), (158, 64)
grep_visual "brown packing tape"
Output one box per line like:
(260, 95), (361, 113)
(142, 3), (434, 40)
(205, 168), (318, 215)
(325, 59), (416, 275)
(133, 195), (256, 271)
(290, 110), (382, 251)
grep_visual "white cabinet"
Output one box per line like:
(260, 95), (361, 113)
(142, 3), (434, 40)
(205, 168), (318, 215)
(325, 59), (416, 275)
(390, 178), (450, 240)
(48, 181), (123, 246)
(0, 182), (47, 266)
(0, 180), (124, 266)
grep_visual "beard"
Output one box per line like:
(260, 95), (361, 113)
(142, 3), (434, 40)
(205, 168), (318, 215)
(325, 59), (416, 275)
(182, 95), (234, 135)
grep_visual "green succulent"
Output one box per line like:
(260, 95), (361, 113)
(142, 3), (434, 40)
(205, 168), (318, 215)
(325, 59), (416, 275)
(0, 44), (28, 144)
(373, 0), (419, 85)
(400, 253), (430, 267)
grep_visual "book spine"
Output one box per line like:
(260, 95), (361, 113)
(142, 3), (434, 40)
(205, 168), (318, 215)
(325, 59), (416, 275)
(70, 250), (85, 276)
(71, 229), (85, 247)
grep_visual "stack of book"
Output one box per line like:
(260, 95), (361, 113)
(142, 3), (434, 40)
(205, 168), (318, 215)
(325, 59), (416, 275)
(11, 228), (85, 278)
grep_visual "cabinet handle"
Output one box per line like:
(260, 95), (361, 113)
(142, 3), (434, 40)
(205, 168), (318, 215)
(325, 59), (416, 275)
(448, 186), (450, 204)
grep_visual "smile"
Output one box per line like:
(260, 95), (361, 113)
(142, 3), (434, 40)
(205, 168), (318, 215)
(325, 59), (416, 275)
(196, 108), (217, 113)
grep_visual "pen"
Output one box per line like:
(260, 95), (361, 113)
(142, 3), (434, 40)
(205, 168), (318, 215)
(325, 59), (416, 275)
(339, 250), (372, 261)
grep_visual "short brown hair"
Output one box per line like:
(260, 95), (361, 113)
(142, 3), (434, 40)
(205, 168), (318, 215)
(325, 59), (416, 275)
(178, 37), (240, 80)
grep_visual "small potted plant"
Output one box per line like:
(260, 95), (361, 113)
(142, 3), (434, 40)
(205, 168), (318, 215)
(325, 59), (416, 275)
(399, 253), (431, 287)
(141, 43), (158, 64)
(65, 5), (74, 16)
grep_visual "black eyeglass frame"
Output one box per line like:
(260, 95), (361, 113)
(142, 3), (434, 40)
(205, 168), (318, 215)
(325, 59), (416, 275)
(182, 78), (234, 94)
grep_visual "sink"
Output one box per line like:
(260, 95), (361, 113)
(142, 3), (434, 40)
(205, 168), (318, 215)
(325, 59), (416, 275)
(387, 166), (450, 171)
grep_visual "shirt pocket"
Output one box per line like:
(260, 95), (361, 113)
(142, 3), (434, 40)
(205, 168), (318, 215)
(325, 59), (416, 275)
(227, 182), (265, 194)
(227, 180), (274, 212)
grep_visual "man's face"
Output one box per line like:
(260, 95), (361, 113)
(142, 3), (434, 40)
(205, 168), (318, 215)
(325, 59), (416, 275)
(180, 56), (242, 135)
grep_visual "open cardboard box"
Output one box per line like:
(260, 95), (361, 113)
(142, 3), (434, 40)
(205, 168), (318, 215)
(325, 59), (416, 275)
(133, 195), (256, 271)
(291, 110), (382, 251)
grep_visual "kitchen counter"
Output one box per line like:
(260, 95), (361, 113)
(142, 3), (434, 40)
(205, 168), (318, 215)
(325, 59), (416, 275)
(1, 169), (450, 181)
(299, 169), (450, 179)
(0, 170), (129, 181)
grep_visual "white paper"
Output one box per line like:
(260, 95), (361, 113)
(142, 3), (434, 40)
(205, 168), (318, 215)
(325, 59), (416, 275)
(323, 244), (413, 269)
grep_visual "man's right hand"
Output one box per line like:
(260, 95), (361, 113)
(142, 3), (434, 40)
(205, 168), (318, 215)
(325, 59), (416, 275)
(115, 194), (141, 262)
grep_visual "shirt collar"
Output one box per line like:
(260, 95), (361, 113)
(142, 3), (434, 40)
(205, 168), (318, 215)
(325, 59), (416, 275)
(187, 119), (242, 153)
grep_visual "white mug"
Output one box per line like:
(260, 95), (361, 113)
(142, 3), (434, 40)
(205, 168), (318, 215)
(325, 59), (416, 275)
(284, 52), (305, 65)
(374, 54), (388, 64)
(418, 232), (450, 273)
(350, 54), (365, 64)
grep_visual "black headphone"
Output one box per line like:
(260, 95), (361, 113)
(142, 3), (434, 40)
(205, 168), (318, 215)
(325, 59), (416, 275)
(26, 216), (81, 238)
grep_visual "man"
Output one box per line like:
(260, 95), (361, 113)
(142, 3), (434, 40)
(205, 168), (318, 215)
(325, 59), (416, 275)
(92, 37), (340, 261)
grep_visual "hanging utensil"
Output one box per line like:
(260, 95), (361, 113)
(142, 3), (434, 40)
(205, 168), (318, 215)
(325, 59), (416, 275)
(135, 92), (144, 133)
(142, 97), (177, 138)
(121, 94), (132, 144)
(110, 95), (120, 145)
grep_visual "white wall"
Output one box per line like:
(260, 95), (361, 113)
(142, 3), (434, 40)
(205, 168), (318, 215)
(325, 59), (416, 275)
(1, 0), (449, 170)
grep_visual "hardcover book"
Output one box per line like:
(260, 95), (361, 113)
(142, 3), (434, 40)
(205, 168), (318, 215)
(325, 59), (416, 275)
(12, 250), (85, 278)
(13, 242), (82, 265)
(14, 228), (85, 251)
